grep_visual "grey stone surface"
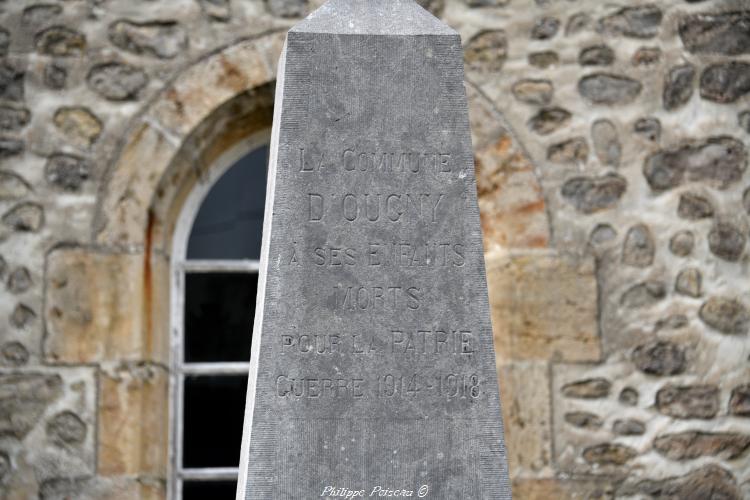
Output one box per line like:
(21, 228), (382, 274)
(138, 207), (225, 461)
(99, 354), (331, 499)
(237, 2), (511, 499)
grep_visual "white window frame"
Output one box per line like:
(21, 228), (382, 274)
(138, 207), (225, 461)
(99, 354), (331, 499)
(168, 129), (271, 500)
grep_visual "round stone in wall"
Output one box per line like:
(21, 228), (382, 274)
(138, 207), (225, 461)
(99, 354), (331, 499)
(53, 107), (102, 149)
(0, 172), (30, 201)
(699, 296), (749, 335)
(708, 221), (746, 262)
(464, 30), (507, 73)
(679, 11), (750, 56)
(35, 26), (86, 57)
(578, 73), (642, 105)
(677, 193), (713, 220)
(633, 117), (660, 142)
(675, 268), (702, 298)
(613, 419), (645, 436)
(46, 410), (87, 446)
(596, 5), (663, 39)
(632, 340), (686, 376)
(583, 443), (637, 466)
(564, 411), (602, 429)
(528, 51), (559, 69)
(22, 4), (63, 27)
(511, 79), (553, 106)
(632, 46), (661, 66)
(591, 119), (621, 167)
(531, 16), (560, 40)
(267, 0), (310, 18)
(589, 224), (617, 247)
(579, 45), (614, 66)
(528, 107), (571, 135)
(622, 224), (655, 267)
(643, 136), (746, 191)
(7, 267), (31, 294)
(109, 20), (188, 59)
(663, 63), (695, 111)
(561, 173), (626, 214)
(547, 137), (588, 164)
(620, 281), (666, 308)
(565, 13), (591, 36)
(1, 341), (29, 367)
(619, 387), (639, 406)
(45, 154), (90, 192)
(700, 62), (750, 104)
(87, 62), (148, 101)
(2, 203), (43, 232)
(43, 63), (67, 90)
(562, 378), (611, 399)
(656, 384), (719, 419)
(10, 303), (35, 328)
(0, 105), (30, 132)
(199, 0), (231, 21)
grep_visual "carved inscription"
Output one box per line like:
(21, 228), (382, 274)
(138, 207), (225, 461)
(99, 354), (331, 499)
(278, 141), (476, 403)
(308, 193), (445, 223)
(275, 373), (481, 400)
(297, 148), (453, 174)
(280, 329), (476, 355)
(288, 242), (465, 268)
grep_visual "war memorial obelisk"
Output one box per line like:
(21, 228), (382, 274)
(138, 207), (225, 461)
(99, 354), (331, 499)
(237, 1), (512, 498)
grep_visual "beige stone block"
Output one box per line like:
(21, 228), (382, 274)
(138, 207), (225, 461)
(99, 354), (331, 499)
(476, 135), (550, 252)
(498, 361), (553, 479)
(148, 34), (281, 139)
(95, 121), (180, 247)
(98, 364), (168, 477)
(512, 478), (615, 499)
(487, 252), (600, 363)
(44, 249), (168, 364)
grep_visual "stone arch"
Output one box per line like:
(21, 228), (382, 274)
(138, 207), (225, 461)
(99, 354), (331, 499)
(44, 32), (284, 494)
(93, 31), (285, 252)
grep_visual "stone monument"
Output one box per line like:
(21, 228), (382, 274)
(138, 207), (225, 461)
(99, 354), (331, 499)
(237, 1), (511, 498)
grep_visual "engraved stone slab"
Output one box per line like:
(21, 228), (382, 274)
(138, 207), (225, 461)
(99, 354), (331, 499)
(237, 1), (511, 498)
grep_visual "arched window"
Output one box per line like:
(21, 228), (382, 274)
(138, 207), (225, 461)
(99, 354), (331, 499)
(169, 133), (269, 499)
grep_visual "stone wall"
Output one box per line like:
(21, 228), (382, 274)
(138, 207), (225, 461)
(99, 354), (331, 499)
(0, 0), (747, 498)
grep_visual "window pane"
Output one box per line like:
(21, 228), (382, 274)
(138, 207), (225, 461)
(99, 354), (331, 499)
(183, 375), (248, 468)
(184, 272), (256, 362)
(187, 145), (268, 260)
(183, 480), (237, 499)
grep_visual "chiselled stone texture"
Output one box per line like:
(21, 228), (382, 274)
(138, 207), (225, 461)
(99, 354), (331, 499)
(469, 88), (550, 251)
(497, 362), (552, 479)
(487, 253), (599, 363)
(238, 3), (511, 497)
(44, 249), (167, 364)
(98, 364), (167, 476)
